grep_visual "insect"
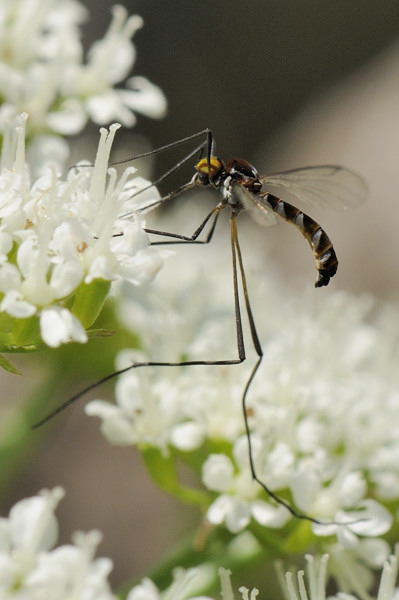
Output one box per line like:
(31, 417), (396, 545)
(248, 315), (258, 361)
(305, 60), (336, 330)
(34, 129), (367, 525)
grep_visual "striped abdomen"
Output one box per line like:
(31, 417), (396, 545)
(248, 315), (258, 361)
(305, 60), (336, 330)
(265, 193), (338, 287)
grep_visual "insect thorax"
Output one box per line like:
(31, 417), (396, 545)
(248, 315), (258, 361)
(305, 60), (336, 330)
(195, 156), (262, 195)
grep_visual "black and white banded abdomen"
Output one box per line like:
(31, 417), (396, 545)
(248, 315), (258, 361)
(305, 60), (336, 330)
(265, 193), (338, 287)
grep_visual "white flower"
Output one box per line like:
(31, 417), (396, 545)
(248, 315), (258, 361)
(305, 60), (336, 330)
(126, 568), (209, 600)
(86, 350), (206, 453)
(0, 487), (116, 599)
(281, 546), (399, 600)
(312, 500), (392, 548)
(203, 451), (290, 532)
(86, 204), (399, 547)
(126, 567), (258, 600)
(40, 306), (87, 347)
(0, 0), (166, 164)
(0, 114), (162, 348)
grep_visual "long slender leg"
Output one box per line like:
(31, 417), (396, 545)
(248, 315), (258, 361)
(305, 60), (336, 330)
(34, 212), (333, 526)
(110, 129), (213, 167)
(32, 209), (244, 429)
(231, 216), (326, 524)
(117, 130), (214, 212)
(128, 178), (198, 216)
(146, 206), (222, 246)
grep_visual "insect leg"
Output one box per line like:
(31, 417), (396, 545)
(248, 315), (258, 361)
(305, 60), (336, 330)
(231, 214), (328, 525)
(146, 206), (221, 246)
(114, 130), (215, 212)
(32, 207), (244, 430)
(110, 129), (213, 166)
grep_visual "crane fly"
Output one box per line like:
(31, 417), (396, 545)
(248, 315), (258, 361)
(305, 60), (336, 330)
(34, 129), (368, 526)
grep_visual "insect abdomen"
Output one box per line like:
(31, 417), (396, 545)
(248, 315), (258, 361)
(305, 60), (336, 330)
(266, 194), (338, 287)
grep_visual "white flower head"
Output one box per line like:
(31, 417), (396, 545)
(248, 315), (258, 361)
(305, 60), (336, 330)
(86, 205), (399, 548)
(280, 546), (399, 600)
(0, 114), (162, 348)
(126, 566), (259, 600)
(0, 0), (166, 168)
(0, 487), (116, 599)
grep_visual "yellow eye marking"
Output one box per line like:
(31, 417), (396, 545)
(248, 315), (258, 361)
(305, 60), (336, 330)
(196, 156), (222, 178)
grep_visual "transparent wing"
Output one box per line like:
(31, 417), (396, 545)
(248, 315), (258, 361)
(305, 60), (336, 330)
(260, 165), (367, 211)
(231, 181), (278, 227)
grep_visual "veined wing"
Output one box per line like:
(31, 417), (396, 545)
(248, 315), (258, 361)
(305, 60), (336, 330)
(260, 165), (367, 211)
(232, 181), (278, 227)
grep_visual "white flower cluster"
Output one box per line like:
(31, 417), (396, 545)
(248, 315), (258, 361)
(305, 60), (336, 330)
(0, 490), (257, 600)
(128, 567), (259, 600)
(0, 0), (166, 165)
(0, 487), (116, 599)
(86, 239), (397, 554)
(281, 548), (399, 600)
(1, 486), (397, 600)
(0, 114), (162, 348)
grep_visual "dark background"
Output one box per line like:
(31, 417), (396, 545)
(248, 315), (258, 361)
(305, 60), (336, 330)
(84, 1), (399, 167)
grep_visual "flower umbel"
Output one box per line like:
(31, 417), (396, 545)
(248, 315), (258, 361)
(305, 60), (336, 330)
(0, 114), (162, 350)
(87, 241), (396, 557)
(0, 487), (117, 599)
(126, 567), (259, 600)
(0, 1), (166, 170)
(280, 546), (399, 600)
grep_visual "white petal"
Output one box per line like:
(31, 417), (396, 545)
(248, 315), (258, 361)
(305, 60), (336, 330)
(0, 290), (36, 317)
(123, 76), (167, 118)
(339, 471), (367, 508)
(0, 232), (13, 261)
(336, 524), (360, 549)
(346, 500), (393, 537)
(225, 498), (251, 533)
(40, 307), (87, 347)
(85, 255), (116, 283)
(0, 263), (22, 292)
(170, 422), (204, 451)
(86, 91), (137, 126)
(0, 186), (22, 218)
(17, 237), (41, 279)
(9, 487), (64, 554)
(118, 248), (163, 286)
(46, 98), (88, 134)
(291, 464), (321, 513)
(356, 538), (391, 568)
(207, 494), (233, 525)
(202, 454), (234, 492)
(85, 400), (135, 445)
(251, 500), (290, 528)
(50, 259), (84, 298)
(207, 494), (251, 533)
(126, 577), (160, 600)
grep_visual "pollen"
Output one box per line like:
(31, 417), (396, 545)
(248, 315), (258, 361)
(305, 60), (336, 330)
(76, 241), (88, 253)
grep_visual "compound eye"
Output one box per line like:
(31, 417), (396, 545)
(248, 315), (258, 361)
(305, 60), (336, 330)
(197, 171), (210, 186)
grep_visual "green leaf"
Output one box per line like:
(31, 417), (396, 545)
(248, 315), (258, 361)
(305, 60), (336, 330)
(0, 353), (21, 374)
(71, 279), (112, 329)
(142, 447), (209, 509)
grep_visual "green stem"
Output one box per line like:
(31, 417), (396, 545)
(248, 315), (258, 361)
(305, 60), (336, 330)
(141, 447), (210, 510)
(0, 358), (66, 492)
